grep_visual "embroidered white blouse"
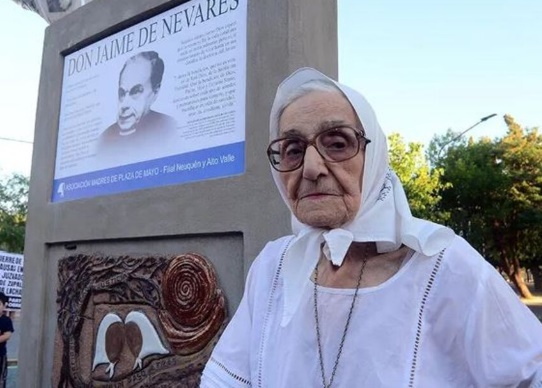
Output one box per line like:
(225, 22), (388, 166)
(201, 235), (542, 387)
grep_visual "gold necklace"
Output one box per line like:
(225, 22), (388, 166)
(313, 245), (368, 388)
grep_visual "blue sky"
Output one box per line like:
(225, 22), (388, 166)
(0, 0), (540, 176)
(339, 0), (541, 145)
(0, 1), (46, 176)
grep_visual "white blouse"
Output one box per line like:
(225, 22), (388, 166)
(201, 235), (542, 387)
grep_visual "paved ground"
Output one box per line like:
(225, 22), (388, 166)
(519, 282), (542, 321)
(529, 305), (542, 320)
(523, 295), (542, 321)
(6, 366), (16, 388)
(5, 312), (19, 388)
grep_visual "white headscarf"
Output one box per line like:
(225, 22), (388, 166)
(269, 68), (455, 326)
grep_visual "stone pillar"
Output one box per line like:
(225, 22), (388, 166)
(19, 0), (337, 386)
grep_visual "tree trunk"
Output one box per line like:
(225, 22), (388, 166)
(511, 270), (533, 299)
(500, 254), (511, 279)
(497, 248), (533, 299)
(492, 221), (533, 298)
(509, 256), (533, 299)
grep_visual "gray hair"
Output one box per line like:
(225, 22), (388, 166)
(272, 78), (362, 138)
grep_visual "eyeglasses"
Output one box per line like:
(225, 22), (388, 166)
(267, 125), (371, 172)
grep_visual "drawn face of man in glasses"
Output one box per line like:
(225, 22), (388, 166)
(278, 90), (366, 229)
(117, 57), (159, 132)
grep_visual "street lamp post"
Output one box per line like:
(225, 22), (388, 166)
(437, 113), (498, 158)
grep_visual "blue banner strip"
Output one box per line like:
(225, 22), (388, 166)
(52, 141), (245, 202)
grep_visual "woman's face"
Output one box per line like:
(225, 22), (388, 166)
(278, 90), (365, 229)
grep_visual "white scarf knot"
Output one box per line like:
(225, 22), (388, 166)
(322, 229), (354, 266)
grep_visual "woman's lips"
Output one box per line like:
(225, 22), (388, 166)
(301, 192), (336, 199)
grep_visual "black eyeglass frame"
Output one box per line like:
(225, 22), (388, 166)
(266, 125), (371, 172)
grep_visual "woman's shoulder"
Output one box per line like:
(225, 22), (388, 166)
(254, 235), (294, 262)
(248, 234), (295, 277)
(408, 235), (489, 291)
(439, 235), (493, 281)
(239, 235), (295, 303)
(428, 235), (509, 309)
(418, 236), (497, 333)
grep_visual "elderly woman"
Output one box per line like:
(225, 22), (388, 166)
(201, 68), (542, 387)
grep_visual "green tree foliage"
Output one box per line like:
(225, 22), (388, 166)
(0, 173), (29, 253)
(438, 139), (499, 245)
(387, 133), (448, 221)
(499, 116), (542, 293)
(433, 116), (542, 298)
(426, 128), (465, 168)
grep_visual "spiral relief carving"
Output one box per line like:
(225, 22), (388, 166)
(160, 253), (226, 355)
(55, 252), (228, 387)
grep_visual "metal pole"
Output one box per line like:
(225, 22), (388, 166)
(0, 136), (33, 144)
(437, 114), (497, 158)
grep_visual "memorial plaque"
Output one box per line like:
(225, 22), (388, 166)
(52, 0), (247, 202)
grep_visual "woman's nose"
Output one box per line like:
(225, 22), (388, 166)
(302, 145), (328, 180)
